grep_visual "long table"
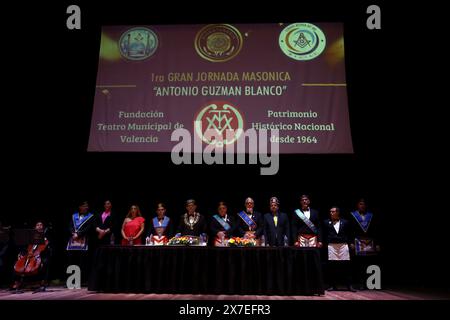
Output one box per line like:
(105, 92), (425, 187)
(88, 246), (324, 295)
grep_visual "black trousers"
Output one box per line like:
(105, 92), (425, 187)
(327, 260), (352, 288)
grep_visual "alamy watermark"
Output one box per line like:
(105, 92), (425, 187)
(366, 264), (381, 289)
(170, 121), (280, 175)
(66, 265), (81, 289)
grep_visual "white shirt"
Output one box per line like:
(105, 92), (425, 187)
(303, 209), (311, 219)
(333, 220), (341, 234)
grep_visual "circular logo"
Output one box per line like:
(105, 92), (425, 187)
(194, 101), (244, 147)
(195, 24), (243, 62)
(279, 23), (326, 60)
(119, 27), (158, 61)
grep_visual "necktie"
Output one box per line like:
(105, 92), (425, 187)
(273, 216), (278, 227)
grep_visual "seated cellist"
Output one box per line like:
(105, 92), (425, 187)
(11, 221), (51, 293)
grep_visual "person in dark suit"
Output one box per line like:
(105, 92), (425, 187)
(210, 202), (236, 246)
(176, 199), (207, 237)
(324, 207), (355, 291)
(349, 198), (381, 290)
(68, 201), (96, 250)
(95, 200), (114, 245)
(291, 195), (323, 248)
(147, 202), (173, 245)
(263, 197), (290, 247)
(67, 200), (96, 285)
(237, 197), (264, 243)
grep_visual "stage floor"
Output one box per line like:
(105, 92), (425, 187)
(0, 287), (449, 300)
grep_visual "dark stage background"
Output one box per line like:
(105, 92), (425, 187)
(2, 1), (447, 290)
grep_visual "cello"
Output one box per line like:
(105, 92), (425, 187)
(14, 231), (48, 277)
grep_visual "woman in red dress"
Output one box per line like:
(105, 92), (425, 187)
(121, 205), (145, 245)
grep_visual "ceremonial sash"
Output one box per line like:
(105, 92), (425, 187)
(72, 212), (94, 232)
(238, 211), (257, 230)
(67, 212), (93, 251)
(295, 209), (318, 234)
(153, 216), (169, 228)
(213, 215), (231, 231)
(351, 211), (373, 233)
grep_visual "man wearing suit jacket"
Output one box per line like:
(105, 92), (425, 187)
(292, 195), (323, 248)
(176, 199), (208, 237)
(67, 200), (96, 285)
(349, 198), (381, 290)
(263, 197), (290, 247)
(237, 197), (264, 242)
(210, 201), (237, 246)
(95, 200), (114, 246)
(324, 206), (355, 291)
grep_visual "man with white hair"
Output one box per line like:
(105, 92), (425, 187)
(237, 197), (264, 244)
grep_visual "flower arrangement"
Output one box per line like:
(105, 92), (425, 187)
(228, 237), (257, 247)
(167, 235), (200, 246)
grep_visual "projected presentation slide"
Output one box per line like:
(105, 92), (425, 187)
(88, 23), (353, 153)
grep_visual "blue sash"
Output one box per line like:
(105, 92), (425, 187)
(68, 212), (93, 251)
(294, 209), (318, 234)
(238, 211), (257, 230)
(213, 215), (231, 231)
(153, 216), (169, 228)
(351, 211), (372, 233)
(72, 212), (93, 231)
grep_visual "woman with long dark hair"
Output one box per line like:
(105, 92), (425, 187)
(121, 205), (145, 245)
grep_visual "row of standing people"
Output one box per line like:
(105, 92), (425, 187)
(68, 196), (379, 249)
(67, 196), (380, 289)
